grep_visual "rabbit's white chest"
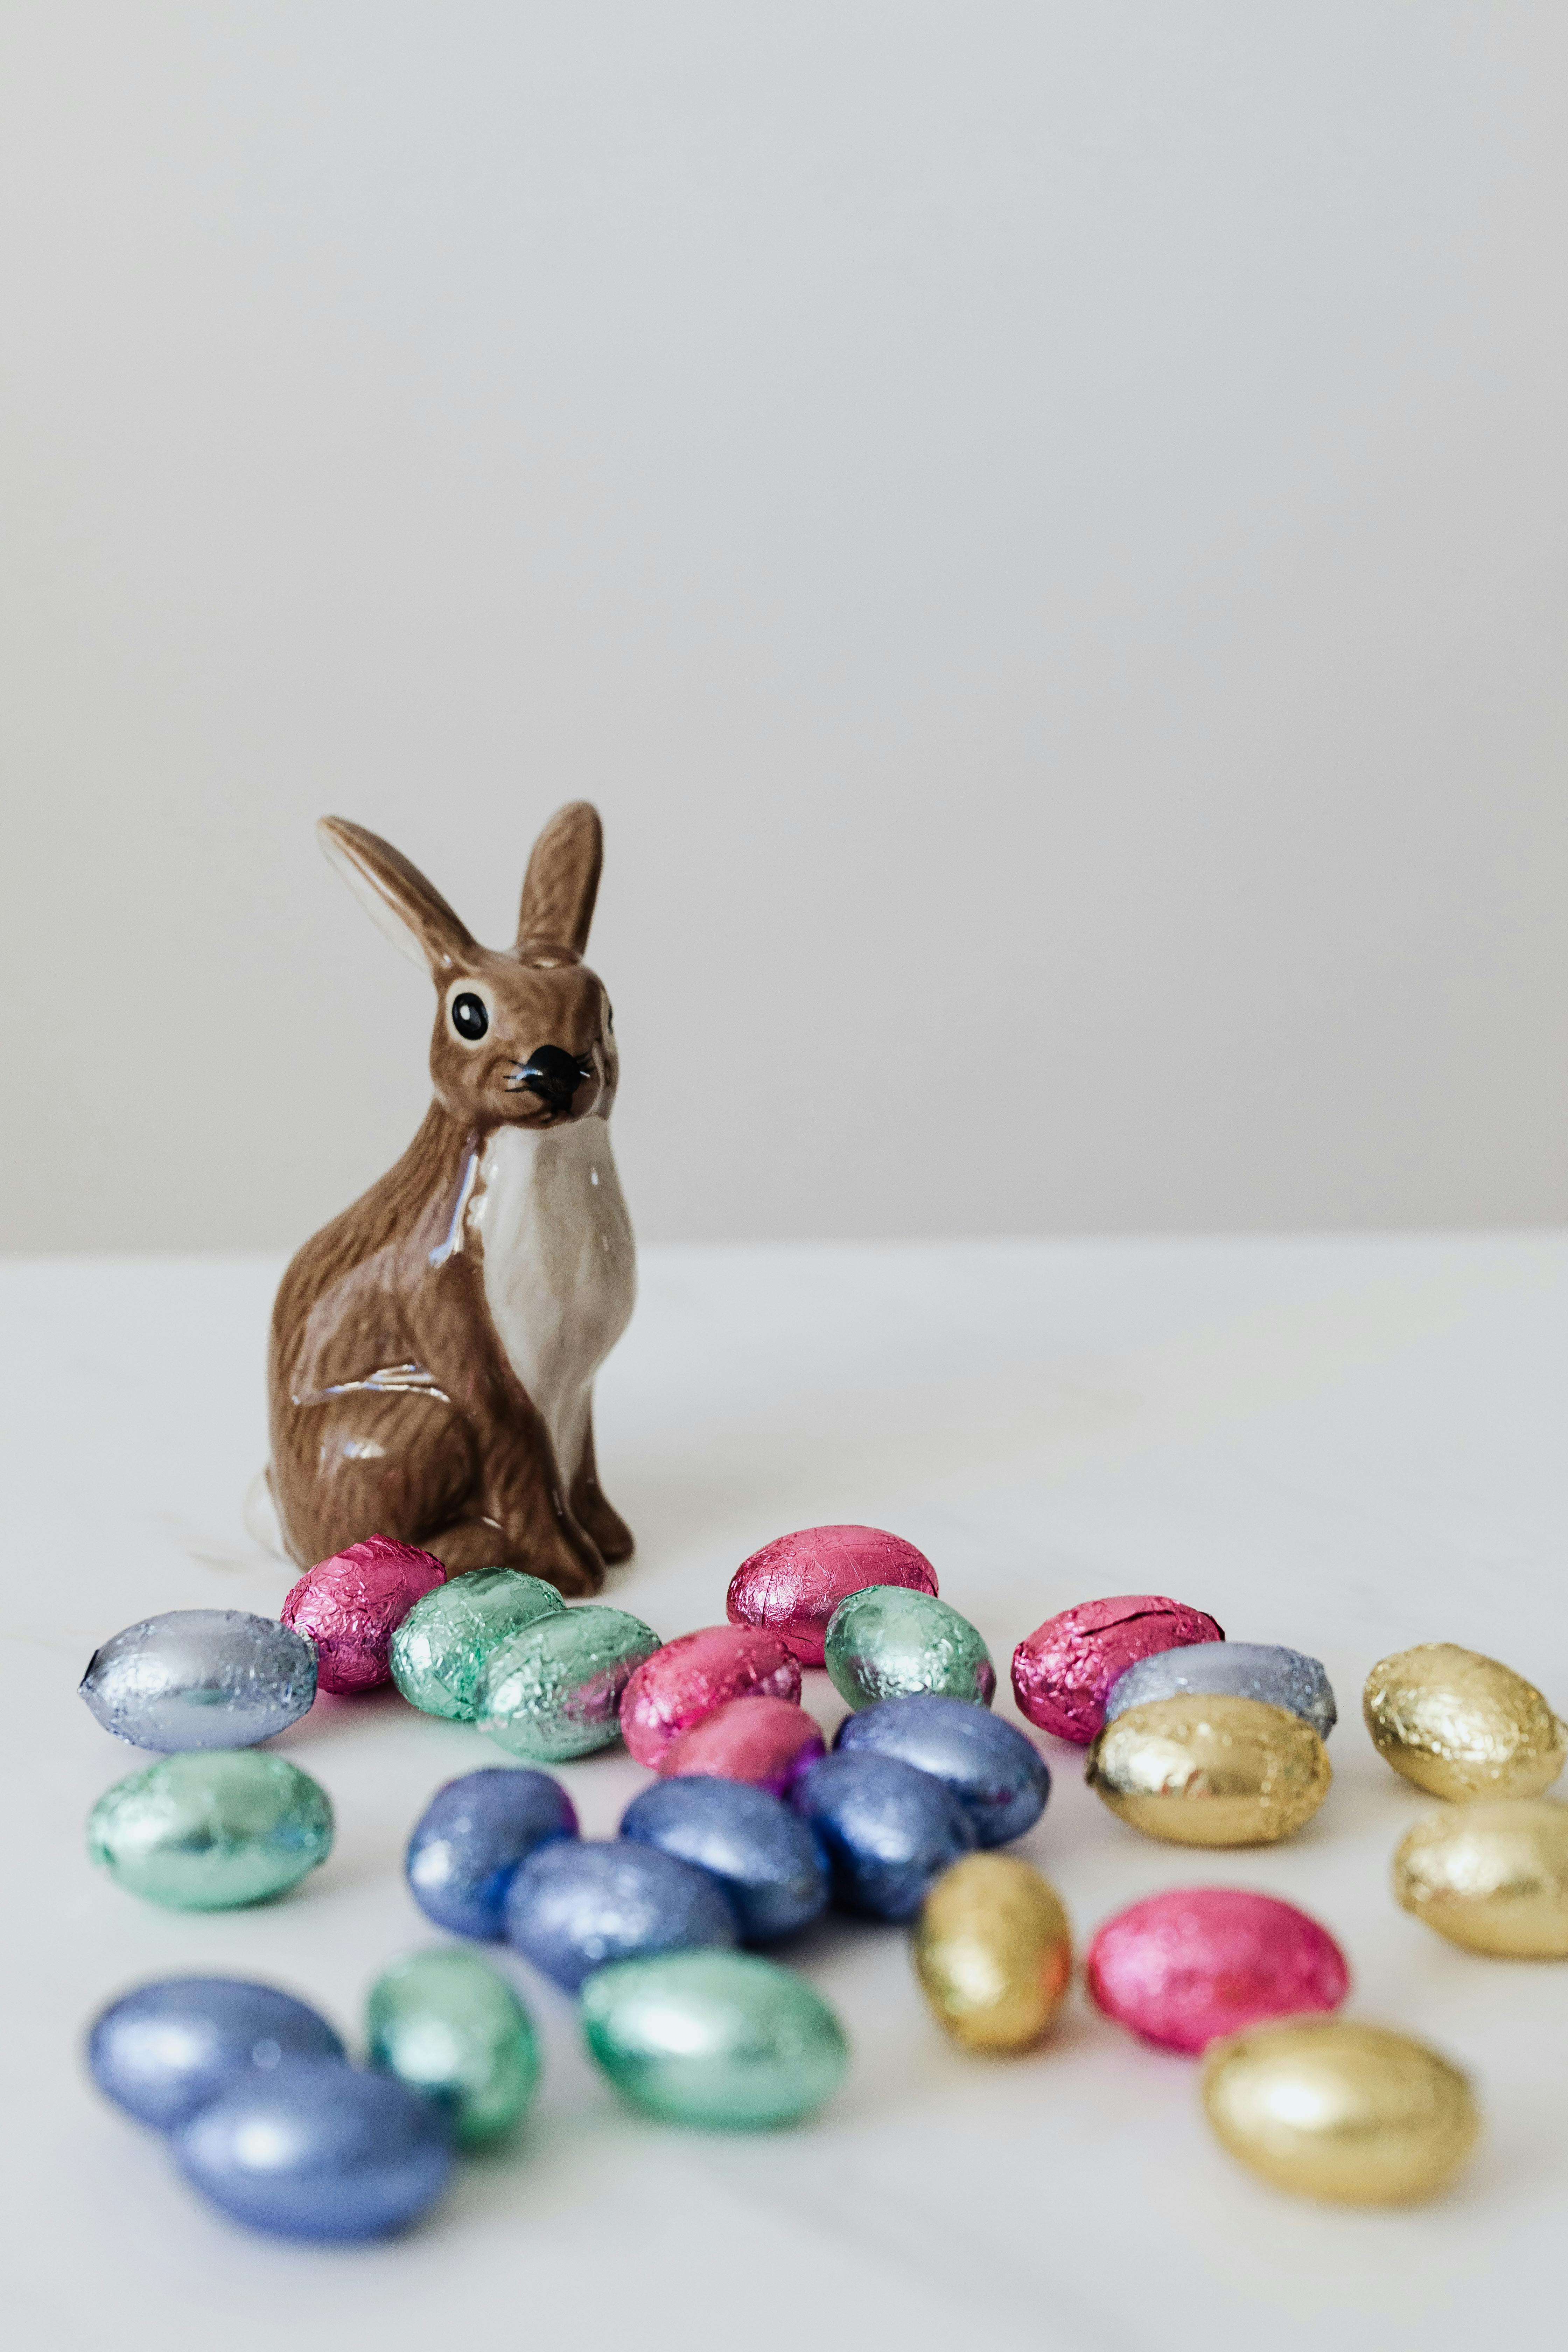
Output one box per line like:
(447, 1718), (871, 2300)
(474, 1120), (636, 1484)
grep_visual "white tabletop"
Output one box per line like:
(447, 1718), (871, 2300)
(4, 1235), (1566, 2352)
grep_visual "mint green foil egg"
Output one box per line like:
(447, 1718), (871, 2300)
(87, 1751), (333, 1910)
(390, 1568), (566, 1721)
(474, 1605), (661, 1761)
(367, 1948), (539, 2147)
(582, 1949), (847, 2127)
(824, 1586), (997, 1711)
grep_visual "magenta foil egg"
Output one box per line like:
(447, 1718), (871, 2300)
(280, 1535), (446, 1695)
(1087, 1888), (1349, 2053)
(727, 1526), (939, 1668)
(620, 1628), (802, 1767)
(1010, 1594), (1224, 1744)
(658, 1696), (826, 1795)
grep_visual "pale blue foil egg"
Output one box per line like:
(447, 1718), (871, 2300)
(79, 1610), (317, 1750)
(172, 2059), (453, 2239)
(791, 1751), (976, 1920)
(505, 1839), (737, 1990)
(1104, 1641), (1337, 1740)
(88, 1977), (344, 2129)
(621, 1777), (829, 1943)
(833, 1694), (1050, 1847)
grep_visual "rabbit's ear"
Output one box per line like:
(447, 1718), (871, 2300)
(517, 802), (602, 955)
(317, 818), (475, 975)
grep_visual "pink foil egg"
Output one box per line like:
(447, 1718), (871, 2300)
(1011, 1594), (1224, 1744)
(727, 1525), (939, 1668)
(1087, 1887), (1349, 2053)
(280, 1535), (446, 1695)
(658, 1695), (827, 1795)
(620, 1628), (802, 1767)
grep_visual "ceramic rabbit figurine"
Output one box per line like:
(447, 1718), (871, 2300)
(265, 803), (635, 1595)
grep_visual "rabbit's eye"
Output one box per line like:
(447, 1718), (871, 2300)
(451, 992), (489, 1042)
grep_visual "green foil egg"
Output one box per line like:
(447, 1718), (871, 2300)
(390, 1568), (566, 1721)
(581, 1948), (848, 2127)
(367, 1948), (539, 2146)
(87, 1751), (333, 1910)
(824, 1586), (996, 1712)
(474, 1605), (661, 1761)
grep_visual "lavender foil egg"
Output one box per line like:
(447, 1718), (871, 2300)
(728, 1525), (939, 1667)
(281, 1535), (446, 1694)
(1087, 1888), (1349, 2052)
(79, 1610), (317, 1750)
(1106, 1641), (1336, 1741)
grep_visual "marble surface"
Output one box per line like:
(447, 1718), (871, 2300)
(4, 1234), (1566, 2351)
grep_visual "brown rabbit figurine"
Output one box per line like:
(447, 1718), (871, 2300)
(265, 803), (635, 1594)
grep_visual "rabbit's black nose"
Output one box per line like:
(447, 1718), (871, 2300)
(515, 1045), (591, 1113)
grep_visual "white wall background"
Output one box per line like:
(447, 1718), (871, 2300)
(2, 4), (1564, 1253)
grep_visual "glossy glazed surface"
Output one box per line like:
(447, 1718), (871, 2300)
(658, 1695), (826, 1794)
(581, 1949), (847, 2127)
(823, 1586), (995, 1712)
(504, 1838), (738, 1990)
(834, 1693), (1048, 1846)
(405, 1766), (579, 1938)
(1011, 1594), (1224, 1744)
(78, 1610), (317, 1751)
(1106, 1640), (1336, 1741)
(87, 1977), (344, 2128)
(475, 1605), (660, 1760)
(1086, 1695), (1330, 1846)
(913, 1854), (1071, 2051)
(1364, 1644), (1566, 1801)
(791, 1750), (976, 1920)
(620, 1626), (801, 1767)
(1087, 1888), (1348, 2051)
(622, 1777), (828, 1943)
(390, 1569), (565, 1720)
(1202, 2019), (1479, 2203)
(87, 1751), (334, 1909)
(1393, 1797), (1568, 1955)
(367, 1949), (538, 2146)
(726, 1525), (939, 1666)
(172, 2059), (453, 2239)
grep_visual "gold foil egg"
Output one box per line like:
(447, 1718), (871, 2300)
(1202, 2018), (1479, 2204)
(1085, 1694), (1330, 1846)
(1394, 1797), (1568, 1957)
(1363, 1643), (1565, 1801)
(912, 1853), (1071, 2051)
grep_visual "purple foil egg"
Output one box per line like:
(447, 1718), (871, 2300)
(281, 1536), (446, 1695)
(1010, 1594), (1224, 1745)
(658, 1697), (827, 1795)
(1087, 1887), (1349, 2053)
(620, 1628), (802, 1768)
(727, 1526), (939, 1668)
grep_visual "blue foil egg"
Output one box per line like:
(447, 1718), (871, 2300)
(505, 1839), (738, 1991)
(1105, 1641), (1337, 1739)
(791, 1751), (977, 1920)
(172, 2058), (453, 2239)
(833, 1694), (1050, 1847)
(87, 1977), (344, 2129)
(79, 1610), (317, 1751)
(621, 1777), (829, 1943)
(406, 1768), (579, 1939)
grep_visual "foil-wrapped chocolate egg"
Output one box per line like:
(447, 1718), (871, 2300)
(791, 1750), (976, 1919)
(281, 1535), (445, 1694)
(78, 1610), (318, 1751)
(1011, 1595), (1224, 1744)
(1363, 1643), (1566, 1801)
(727, 1524), (939, 1666)
(504, 1838), (737, 1990)
(659, 1695), (826, 1794)
(622, 1777), (828, 1942)
(1087, 1888), (1348, 2051)
(405, 1766), (579, 1938)
(88, 1977), (344, 2128)
(367, 1949), (538, 2147)
(172, 2058), (453, 2238)
(474, 1605), (660, 1761)
(834, 1694), (1049, 1846)
(1393, 1797), (1568, 1956)
(582, 1949), (848, 2127)
(1086, 1695), (1331, 1846)
(390, 1568), (564, 1721)
(912, 1853), (1071, 2051)
(823, 1587), (995, 1712)
(620, 1627), (801, 1767)
(1106, 1641), (1336, 1741)
(88, 1751), (334, 1910)
(1202, 2018), (1479, 2204)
